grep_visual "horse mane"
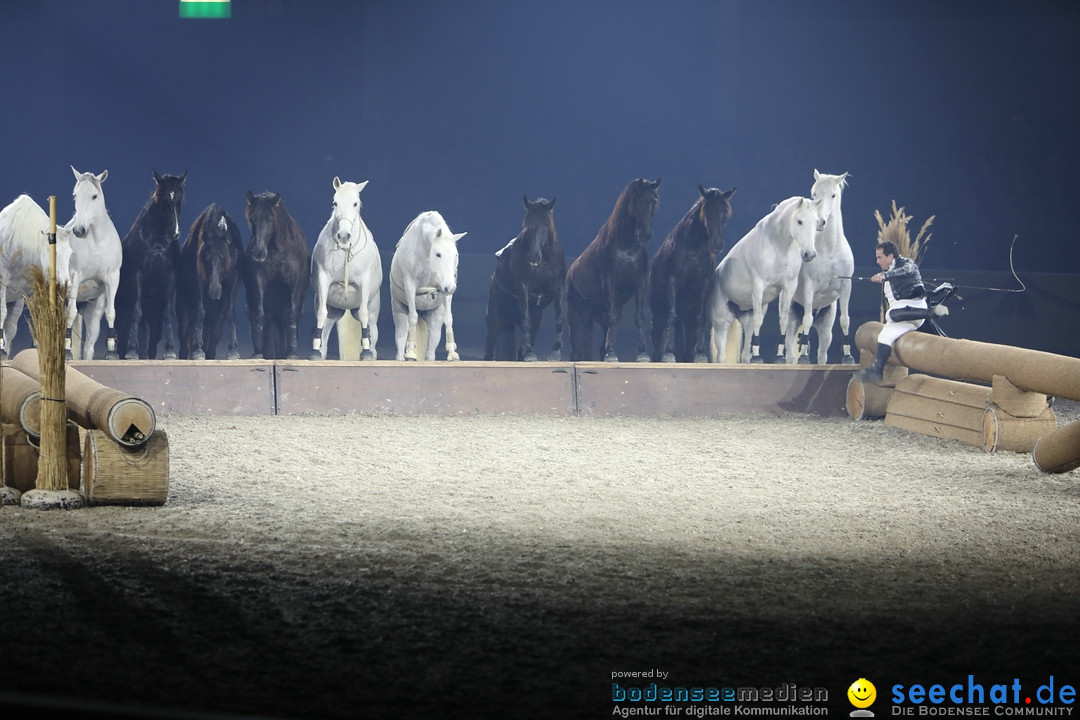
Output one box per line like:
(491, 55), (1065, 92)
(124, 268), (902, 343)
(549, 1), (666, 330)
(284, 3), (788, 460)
(596, 179), (656, 247)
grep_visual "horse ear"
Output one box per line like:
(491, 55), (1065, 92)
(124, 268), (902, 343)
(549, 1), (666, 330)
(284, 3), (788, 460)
(356, 180), (369, 193)
(698, 184), (707, 197)
(548, 197), (556, 210)
(652, 178), (661, 189)
(452, 231), (467, 243)
(71, 165), (81, 180)
(814, 169), (821, 181)
(180, 170), (188, 183)
(152, 168), (162, 183)
(724, 187), (737, 199)
(333, 177), (342, 190)
(98, 169), (108, 184)
(272, 193), (282, 206)
(246, 190), (255, 205)
(523, 194), (530, 209)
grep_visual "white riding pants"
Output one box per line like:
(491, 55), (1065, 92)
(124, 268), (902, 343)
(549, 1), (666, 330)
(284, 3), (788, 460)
(878, 298), (927, 346)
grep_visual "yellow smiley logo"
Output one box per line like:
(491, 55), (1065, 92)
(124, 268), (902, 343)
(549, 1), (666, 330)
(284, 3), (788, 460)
(848, 678), (877, 708)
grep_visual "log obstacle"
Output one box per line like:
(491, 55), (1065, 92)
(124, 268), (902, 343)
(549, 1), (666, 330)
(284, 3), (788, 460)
(5, 350), (169, 504)
(0, 364), (43, 437)
(2, 422), (82, 493)
(12, 349), (155, 448)
(854, 322), (1078, 472)
(83, 428), (169, 506)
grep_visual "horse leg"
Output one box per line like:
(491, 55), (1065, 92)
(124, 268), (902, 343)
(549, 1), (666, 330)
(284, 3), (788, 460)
(443, 297), (459, 361)
(311, 271), (330, 360)
(356, 282), (377, 361)
(838, 276), (855, 364)
(814, 301), (837, 365)
(749, 281), (767, 364)
(483, 286), (500, 361)
(518, 282), (536, 362)
(634, 279), (649, 363)
(567, 284), (585, 362)
(204, 303), (229, 361)
(248, 288), (266, 360)
(224, 287), (240, 360)
(191, 293), (207, 360)
(286, 283), (305, 361)
(125, 276), (143, 360)
(162, 273), (179, 360)
(102, 270), (120, 360)
(81, 296), (107, 361)
(549, 281), (566, 361)
(526, 296), (544, 362)
(393, 305), (410, 361)
(0, 298), (10, 359)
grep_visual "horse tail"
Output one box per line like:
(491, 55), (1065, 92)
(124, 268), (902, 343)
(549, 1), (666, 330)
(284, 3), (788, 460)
(336, 312), (362, 360)
(724, 322), (742, 364)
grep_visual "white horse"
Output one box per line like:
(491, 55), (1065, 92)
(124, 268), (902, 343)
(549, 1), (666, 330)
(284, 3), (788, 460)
(0, 194), (73, 357)
(309, 177), (382, 360)
(389, 211), (465, 361)
(783, 170), (856, 364)
(708, 196), (823, 363)
(65, 166), (123, 359)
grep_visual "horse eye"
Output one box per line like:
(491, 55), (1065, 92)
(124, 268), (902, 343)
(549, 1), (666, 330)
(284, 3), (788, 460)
(797, 220), (803, 225)
(435, 252), (442, 258)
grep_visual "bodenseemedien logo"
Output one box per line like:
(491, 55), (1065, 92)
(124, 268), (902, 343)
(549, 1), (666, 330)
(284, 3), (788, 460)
(848, 678), (877, 717)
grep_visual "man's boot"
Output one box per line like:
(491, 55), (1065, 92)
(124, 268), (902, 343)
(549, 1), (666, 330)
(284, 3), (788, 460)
(856, 342), (892, 384)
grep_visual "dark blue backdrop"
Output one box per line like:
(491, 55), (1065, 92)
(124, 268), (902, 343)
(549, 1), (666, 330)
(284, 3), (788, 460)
(3, 0), (1078, 356)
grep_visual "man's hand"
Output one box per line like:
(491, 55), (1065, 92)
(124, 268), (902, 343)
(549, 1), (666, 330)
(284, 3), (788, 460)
(871, 273), (884, 283)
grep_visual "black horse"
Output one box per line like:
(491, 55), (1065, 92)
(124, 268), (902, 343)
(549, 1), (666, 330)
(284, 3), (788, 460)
(566, 177), (660, 362)
(243, 191), (310, 359)
(177, 204), (244, 360)
(484, 196), (566, 361)
(115, 169), (186, 359)
(648, 185), (736, 362)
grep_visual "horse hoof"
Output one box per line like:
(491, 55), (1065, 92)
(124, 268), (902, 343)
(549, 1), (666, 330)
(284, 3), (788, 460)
(65, 351), (74, 361)
(841, 354), (856, 365)
(251, 353), (264, 360)
(308, 353), (322, 361)
(750, 355), (764, 364)
(447, 352), (460, 362)
(693, 354), (708, 364)
(192, 351), (206, 361)
(164, 352), (178, 360)
(286, 353), (300, 360)
(124, 352), (140, 361)
(636, 353), (650, 363)
(226, 351), (240, 360)
(661, 353), (676, 363)
(104, 351), (120, 361)
(523, 352), (538, 362)
(546, 350), (562, 362)
(604, 353), (619, 363)
(359, 349), (375, 361)
(405, 356), (417, 362)
(797, 356), (811, 365)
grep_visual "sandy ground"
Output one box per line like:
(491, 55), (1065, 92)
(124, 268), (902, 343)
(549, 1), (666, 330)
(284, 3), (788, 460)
(1, 401), (1078, 719)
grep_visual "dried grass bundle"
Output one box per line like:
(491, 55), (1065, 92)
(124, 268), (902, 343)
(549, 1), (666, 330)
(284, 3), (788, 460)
(874, 199), (935, 264)
(25, 264), (69, 492)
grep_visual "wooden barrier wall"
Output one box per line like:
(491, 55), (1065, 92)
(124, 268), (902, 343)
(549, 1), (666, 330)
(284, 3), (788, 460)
(62, 360), (853, 418)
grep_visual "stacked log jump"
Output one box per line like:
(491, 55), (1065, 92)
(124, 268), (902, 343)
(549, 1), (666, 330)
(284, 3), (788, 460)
(1, 350), (168, 504)
(850, 322), (1080, 473)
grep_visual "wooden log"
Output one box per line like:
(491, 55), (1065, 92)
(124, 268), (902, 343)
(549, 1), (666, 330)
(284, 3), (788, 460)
(1031, 421), (1080, 474)
(846, 377), (892, 420)
(1, 422), (82, 493)
(982, 405), (1057, 454)
(0, 364), (42, 437)
(884, 375), (992, 448)
(990, 375), (1049, 418)
(12, 349), (155, 447)
(855, 322), (1080, 401)
(83, 429), (169, 506)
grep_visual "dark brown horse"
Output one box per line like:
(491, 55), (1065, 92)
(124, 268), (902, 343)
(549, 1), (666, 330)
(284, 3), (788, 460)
(243, 191), (310, 359)
(648, 185), (736, 362)
(567, 177), (660, 361)
(115, 169), (186, 359)
(484, 196), (566, 361)
(177, 204), (244, 360)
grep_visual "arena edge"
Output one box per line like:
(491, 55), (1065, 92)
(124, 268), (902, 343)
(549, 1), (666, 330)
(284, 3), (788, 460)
(612, 682), (828, 704)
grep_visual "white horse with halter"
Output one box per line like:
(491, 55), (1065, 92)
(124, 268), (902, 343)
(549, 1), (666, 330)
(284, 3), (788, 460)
(708, 196), (823, 363)
(389, 211), (465, 361)
(66, 166), (124, 359)
(310, 177), (381, 360)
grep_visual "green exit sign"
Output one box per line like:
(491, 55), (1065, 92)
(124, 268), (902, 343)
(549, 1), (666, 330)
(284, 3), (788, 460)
(179, 0), (231, 19)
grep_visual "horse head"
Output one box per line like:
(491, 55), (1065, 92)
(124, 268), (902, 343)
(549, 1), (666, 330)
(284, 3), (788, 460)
(151, 168), (187, 241)
(791, 197), (820, 263)
(810, 169), (848, 228)
(329, 177), (369, 251)
(521, 195), (557, 267)
(198, 204), (236, 301)
(425, 219), (465, 296)
(245, 190), (281, 262)
(698, 185), (736, 255)
(628, 177), (660, 248)
(69, 166), (109, 240)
